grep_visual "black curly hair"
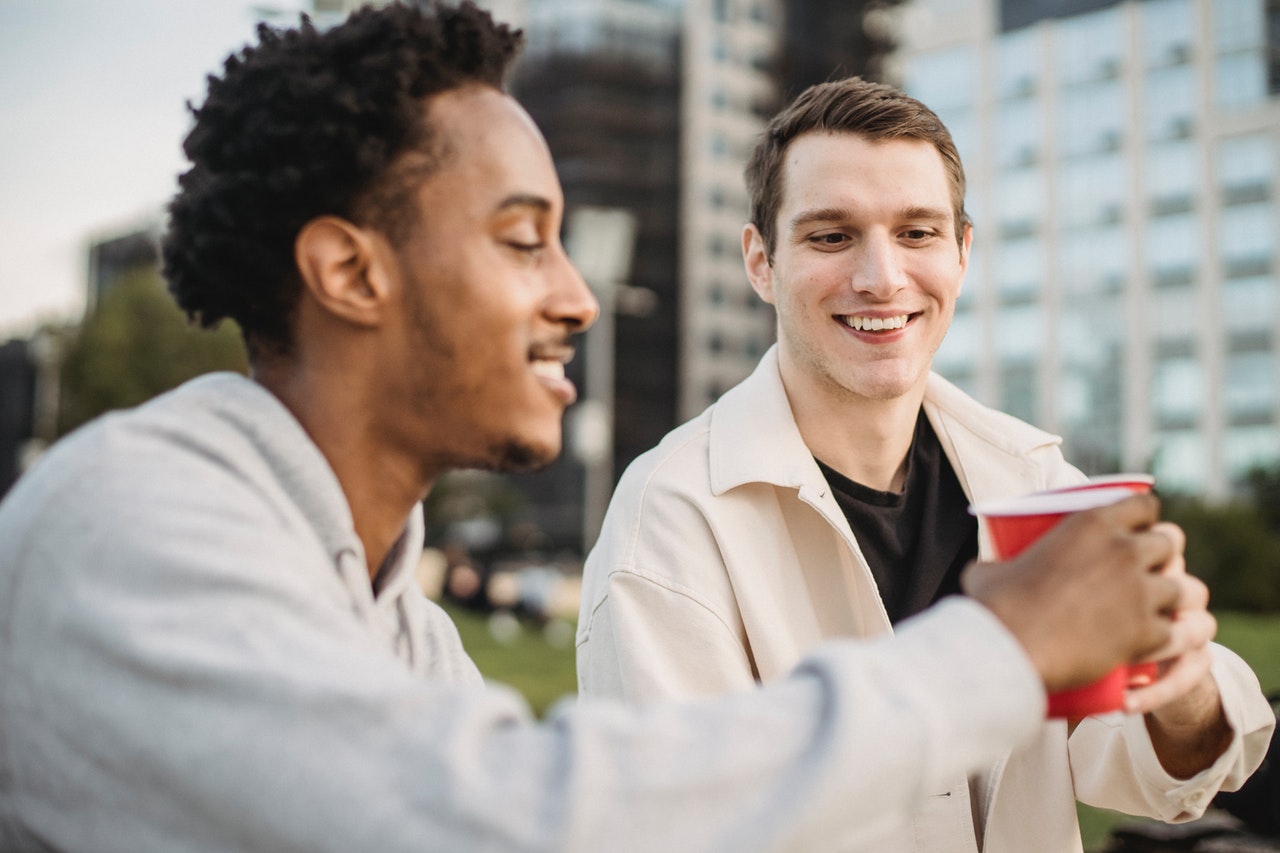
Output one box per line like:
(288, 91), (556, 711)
(162, 1), (523, 358)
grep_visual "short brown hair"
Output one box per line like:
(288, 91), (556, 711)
(744, 76), (970, 259)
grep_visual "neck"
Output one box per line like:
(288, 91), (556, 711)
(253, 359), (438, 581)
(779, 363), (926, 494)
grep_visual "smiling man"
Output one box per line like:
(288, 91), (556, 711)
(577, 78), (1274, 852)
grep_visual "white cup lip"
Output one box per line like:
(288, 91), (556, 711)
(969, 486), (1141, 518)
(1040, 473), (1155, 493)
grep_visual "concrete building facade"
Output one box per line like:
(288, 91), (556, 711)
(896, 0), (1280, 498)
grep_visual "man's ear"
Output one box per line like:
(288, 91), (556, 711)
(742, 223), (776, 305)
(294, 216), (390, 328)
(956, 221), (973, 296)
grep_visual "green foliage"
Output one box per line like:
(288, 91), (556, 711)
(57, 268), (248, 435)
(1162, 490), (1280, 613)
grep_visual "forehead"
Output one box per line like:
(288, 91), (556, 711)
(418, 86), (561, 214)
(777, 131), (952, 214)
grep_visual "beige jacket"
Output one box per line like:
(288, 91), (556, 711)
(578, 347), (1274, 853)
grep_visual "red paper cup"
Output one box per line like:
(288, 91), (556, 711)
(969, 481), (1159, 718)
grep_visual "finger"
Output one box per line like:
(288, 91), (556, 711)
(1149, 522), (1187, 575)
(1173, 574), (1210, 614)
(1137, 526), (1179, 568)
(1150, 521), (1185, 555)
(1090, 493), (1161, 532)
(1125, 646), (1214, 715)
(1144, 573), (1184, 624)
(1139, 609), (1217, 663)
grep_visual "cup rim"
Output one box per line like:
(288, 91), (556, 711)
(968, 485), (1141, 518)
(1040, 473), (1155, 493)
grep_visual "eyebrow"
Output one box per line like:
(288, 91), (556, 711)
(787, 204), (952, 233)
(495, 193), (552, 214)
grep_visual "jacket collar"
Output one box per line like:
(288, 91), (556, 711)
(708, 346), (828, 496)
(707, 346), (1063, 498)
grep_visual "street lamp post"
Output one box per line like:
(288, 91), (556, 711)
(564, 206), (637, 554)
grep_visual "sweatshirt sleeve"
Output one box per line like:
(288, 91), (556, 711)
(0, 434), (1047, 853)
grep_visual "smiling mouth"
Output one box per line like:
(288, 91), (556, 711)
(528, 342), (577, 404)
(838, 313), (913, 332)
(530, 358), (566, 381)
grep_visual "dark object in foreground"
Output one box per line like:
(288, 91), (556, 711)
(1100, 812), (1280, 852)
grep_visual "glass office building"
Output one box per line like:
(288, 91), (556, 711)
(898, 0), (1280, 498)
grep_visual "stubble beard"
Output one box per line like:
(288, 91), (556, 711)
(485, 437), (557, 474)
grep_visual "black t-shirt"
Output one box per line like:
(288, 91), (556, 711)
(815, 412), (978, 625)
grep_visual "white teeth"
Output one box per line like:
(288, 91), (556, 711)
(844, 314), (908, 331)
(530, 359), (565, 381)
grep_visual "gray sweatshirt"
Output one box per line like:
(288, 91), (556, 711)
(0, 373), (1047, 852)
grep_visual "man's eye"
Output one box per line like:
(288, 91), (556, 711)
(902, 229), (933, 241)
(812, 233), (847, 245)
(507, 241), (545, 255)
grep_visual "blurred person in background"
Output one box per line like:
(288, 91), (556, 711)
(577, 76), (1274, 853)
(0, 4), (1241, 851)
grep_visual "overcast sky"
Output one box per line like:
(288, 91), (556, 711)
(0, 1), (313, 339)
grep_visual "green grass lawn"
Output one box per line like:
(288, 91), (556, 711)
(1077, 610), (1280, 851)
(441, 601), (578, 717)
(442, 599), (1280, 850)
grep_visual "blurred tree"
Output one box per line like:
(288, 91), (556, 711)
(422, 470), (532, 554)
(57, 268), (247, 436)
(1246, 463), (1280, 535)
(1164, 492), (1280, 612)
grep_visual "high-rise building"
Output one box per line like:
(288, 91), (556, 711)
(896, 0), (1280, 499)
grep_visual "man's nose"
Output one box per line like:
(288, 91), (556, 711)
(850, 233), (908, 297)
(550, 248), (600, 333)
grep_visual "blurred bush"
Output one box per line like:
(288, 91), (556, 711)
(57, 269), (247, 436)
(1163, 468), (1280, 612)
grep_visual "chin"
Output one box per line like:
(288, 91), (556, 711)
(485, 434), (561, 474)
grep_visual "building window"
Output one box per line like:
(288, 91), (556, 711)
(999, 363), (1038, 424)
(903, 46), (977, 112)
(1146, 139), (1199, 204)
(1144, 65), (1196, 140)
(1147, 212), (1200, 278)
(934, 308), (978, 373)
(1225, 350), (1276, 416)
(1152, 429), (1208, 494)
(1224, 275), (1278, 332)
(996, 98), (1040, 167)
(1061, 227), (1128, 294)
(1152, 356), (1203, 421)
(1214, 0), (1266, 52)
(1216, 52), (1268, 110)
(1055, 5), (1125, 85)
(1059, 81), (1125, 157)
(1224, 425), (1280, 482)
(1152, 284), (1200, 340)
(1059, 297), (1124, 376)
(1213, 0), (1269, 108)
(996, 236), (1044, 297)
(996, 27), (1040, 98)
(997, 167), (1043, 229)
(1062, 152), (1127, 227)
(995, 304), (1042, 361)
(1141, 0), (1195, 68)
(1218, 134), (1275, 195)
(1220, 201), (1275, 266)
